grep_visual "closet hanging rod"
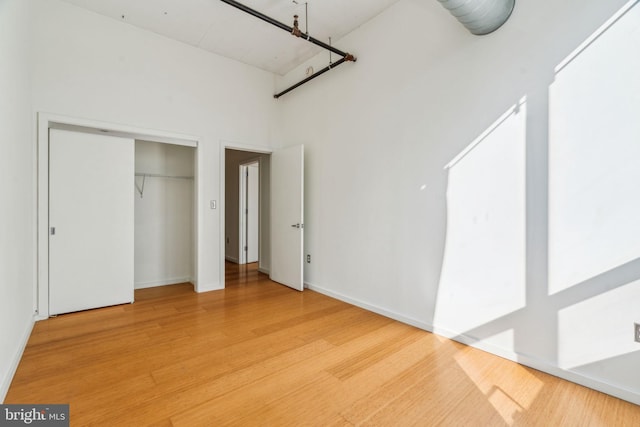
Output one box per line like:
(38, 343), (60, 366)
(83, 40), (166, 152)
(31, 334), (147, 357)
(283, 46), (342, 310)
(135, 173), (194, 180)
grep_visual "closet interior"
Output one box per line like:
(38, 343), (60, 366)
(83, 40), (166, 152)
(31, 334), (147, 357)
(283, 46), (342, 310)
(135, 140), (196, 289)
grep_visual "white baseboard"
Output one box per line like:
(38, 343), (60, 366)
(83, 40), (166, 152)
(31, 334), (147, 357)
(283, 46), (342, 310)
(134, 277), (192, 290)
(432, 325), (640, 406)
(305, 281), (640, 406)
(195, 282), (224, 293)
(305, 281), (431, 331)
(225, 256), (239, 263)
(258, 267), (270, 275)
(1, 315), (35, 403)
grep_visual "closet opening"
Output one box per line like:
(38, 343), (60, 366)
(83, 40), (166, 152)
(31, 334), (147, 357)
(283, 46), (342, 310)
(135, 141), (196, 289)
(37, 114), (200, 319)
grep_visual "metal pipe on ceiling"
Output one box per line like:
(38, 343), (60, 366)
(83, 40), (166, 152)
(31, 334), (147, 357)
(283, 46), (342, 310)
(219, 0), (357, 98)
(219, 0), (351, 58)
(274, 56), (348, 99)
(437, 0), (515, 35)
(221, 0), (515, 98)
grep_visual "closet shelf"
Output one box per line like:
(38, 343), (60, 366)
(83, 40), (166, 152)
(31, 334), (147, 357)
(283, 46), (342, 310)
(135, 173), (194, 198)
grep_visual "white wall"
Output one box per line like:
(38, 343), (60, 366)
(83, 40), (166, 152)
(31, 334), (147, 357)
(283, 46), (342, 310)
(31, 0), (278, 292)
(278, 0), (640, 404)
(135, 141), (195, 289)
(0, 0), (35, 401)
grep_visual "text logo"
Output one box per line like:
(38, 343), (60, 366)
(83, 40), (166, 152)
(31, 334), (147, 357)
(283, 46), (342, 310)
(0, 405), (68, 427)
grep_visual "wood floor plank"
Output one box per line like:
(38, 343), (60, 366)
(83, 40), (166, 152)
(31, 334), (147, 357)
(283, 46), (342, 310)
(5, 262), (640, 426)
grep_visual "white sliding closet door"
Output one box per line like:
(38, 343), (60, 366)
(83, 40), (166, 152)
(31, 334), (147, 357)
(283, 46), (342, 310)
(49, 129), (134, 315)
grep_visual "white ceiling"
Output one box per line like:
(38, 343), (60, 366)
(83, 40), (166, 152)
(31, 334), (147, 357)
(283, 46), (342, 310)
(61, 0), (401, 75)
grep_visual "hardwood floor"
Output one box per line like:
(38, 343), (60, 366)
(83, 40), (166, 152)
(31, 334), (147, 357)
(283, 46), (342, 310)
(6, 262), (640, 426)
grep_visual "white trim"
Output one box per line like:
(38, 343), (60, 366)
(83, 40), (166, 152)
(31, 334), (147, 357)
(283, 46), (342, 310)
(220, 140), (273, 155)
(37, 112), (202, 318)
(225, 256), (239, 263)
(219, 143), (226, 293)
(305, 281), (431, 331)
(1, 316), (35, 402)
(49, 117), (198, 146)
(195, 282), (224, 293)
(432, 325), (640, 406)
(306, 280), (640, 406)
(134, 277), (193, 290)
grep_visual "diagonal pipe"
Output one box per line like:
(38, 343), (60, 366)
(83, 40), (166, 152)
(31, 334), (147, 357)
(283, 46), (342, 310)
(274, 56), (348, 99)
(220, 0), (351, 58)
(219, 0), (356, 98)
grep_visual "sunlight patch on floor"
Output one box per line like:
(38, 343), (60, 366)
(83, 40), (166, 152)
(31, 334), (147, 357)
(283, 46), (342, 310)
(453, 346), (544, 425)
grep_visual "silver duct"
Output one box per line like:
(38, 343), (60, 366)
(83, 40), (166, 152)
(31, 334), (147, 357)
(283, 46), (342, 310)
(437, 0), (515, 35)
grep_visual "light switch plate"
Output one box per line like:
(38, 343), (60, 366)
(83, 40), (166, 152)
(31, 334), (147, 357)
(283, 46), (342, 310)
(210, 200), (217, 209)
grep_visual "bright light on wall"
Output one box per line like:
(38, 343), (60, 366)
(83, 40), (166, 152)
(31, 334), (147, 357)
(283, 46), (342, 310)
(558, 279), (640, 369)
(435, 99), (527, 335)
(548, 1), (640, 295)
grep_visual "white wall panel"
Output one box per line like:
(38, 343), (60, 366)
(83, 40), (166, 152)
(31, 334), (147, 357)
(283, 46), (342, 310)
(0, 0), (35, 401)
(279, 0), (640, 405)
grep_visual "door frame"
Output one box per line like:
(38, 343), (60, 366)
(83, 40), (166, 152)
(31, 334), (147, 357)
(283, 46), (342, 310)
(238, 159), (260, 265)
(220, 143), (272, 288)
(36, 113), (199, 319)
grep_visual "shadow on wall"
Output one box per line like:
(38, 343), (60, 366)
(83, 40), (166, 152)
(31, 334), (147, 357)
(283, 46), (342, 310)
(433, 0), (640, 414)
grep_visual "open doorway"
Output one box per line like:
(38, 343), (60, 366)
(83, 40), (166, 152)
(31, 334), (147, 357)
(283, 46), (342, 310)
(224, 149), (271, 272)
(223, 145), (304, 291)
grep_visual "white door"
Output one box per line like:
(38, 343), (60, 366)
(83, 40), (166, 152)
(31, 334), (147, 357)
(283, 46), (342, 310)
(270, 145), (304, 291)
(247, 163), (259, 263)
(49, 129), (134, 315)
(239, 161), (260, 264)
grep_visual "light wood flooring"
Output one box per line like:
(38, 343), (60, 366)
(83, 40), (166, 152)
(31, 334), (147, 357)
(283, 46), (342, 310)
(6, 262), (640, 426)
